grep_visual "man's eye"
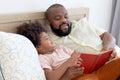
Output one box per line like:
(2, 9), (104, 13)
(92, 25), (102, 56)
(65, 15), (69, 19)
(55, 16), (60, 20)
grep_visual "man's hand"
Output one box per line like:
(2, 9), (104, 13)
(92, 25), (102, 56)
(100, 32), (116, 51)
(109, 49), (118, 61)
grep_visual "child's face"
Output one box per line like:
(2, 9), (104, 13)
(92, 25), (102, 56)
(36, 32), (56, 54)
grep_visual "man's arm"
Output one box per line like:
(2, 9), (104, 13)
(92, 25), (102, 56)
(100, 32), (116, 51)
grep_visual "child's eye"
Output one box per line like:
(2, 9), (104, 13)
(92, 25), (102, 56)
(45, 37), (49, 40)
(44, 36), (50, 40)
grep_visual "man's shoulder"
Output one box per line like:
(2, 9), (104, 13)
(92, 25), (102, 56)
(48, 31), (60, 40)
(71, 17), (88, 27)
(71, 17), (88, 23)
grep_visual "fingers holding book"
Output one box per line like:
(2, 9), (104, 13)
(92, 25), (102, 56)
(67, 52), (83, 67)
(109, 49), (119, 61)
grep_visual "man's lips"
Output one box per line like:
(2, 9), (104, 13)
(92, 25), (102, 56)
(60, 24), (69, 31)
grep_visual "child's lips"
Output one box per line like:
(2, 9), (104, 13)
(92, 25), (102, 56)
(50, 45), (56, 52)
(47, 45), (57, 54)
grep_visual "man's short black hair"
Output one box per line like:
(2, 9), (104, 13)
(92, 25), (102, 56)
(45, 4), (64, 19)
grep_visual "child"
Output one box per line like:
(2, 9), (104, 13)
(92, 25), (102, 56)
(16, 22), (84, 80)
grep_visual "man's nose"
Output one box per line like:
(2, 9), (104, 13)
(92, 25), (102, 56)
(61, 17), (67, 22)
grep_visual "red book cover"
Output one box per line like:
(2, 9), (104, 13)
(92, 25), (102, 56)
(80, 50), (113, 74)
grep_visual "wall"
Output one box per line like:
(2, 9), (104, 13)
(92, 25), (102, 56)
(0, 0), (112, 31)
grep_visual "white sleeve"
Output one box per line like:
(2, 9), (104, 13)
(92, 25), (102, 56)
(90, 24), (106, 36)
(39, 55), (52, 70)
(78, 17), (106, 36)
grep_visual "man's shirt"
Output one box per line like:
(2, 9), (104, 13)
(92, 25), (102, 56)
(48, 18), (106, 54)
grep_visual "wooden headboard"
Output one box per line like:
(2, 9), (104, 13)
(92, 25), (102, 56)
(0, 7), (89, 33)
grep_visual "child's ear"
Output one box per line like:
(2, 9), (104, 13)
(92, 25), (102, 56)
(36, 46), (42, 53)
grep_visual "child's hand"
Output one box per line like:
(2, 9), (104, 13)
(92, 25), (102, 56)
(62, 65), (84, 80)
(67, 52), (82, 67)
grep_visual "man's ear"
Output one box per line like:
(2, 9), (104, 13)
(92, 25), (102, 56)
(45, 19), (50, 25)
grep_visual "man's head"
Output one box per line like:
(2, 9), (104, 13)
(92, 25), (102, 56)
(45, 4), (72, 37)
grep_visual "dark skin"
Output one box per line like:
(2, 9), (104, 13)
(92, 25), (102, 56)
(60, 65), (84, 80)
(100, 32), (116, 51)
(47, 5), (116, 53)
(43, 52), (84, 80)
(100, 32), (117, 60)
(16, 18), (118, 79)
(36, 32), (84, 80)
(47, 6), (116, 51)
(46, 4), (117, 80)
(16, 22), (84, 80)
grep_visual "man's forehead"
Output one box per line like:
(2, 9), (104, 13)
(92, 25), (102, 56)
(49, 7), (68, 16)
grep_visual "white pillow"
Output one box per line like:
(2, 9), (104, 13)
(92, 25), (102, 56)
(0, 32), (46, 80)
(0, 69), (3, 80)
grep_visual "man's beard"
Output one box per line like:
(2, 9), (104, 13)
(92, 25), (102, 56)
(50, 22), (72, 37)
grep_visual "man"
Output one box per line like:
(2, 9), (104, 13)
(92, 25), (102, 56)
(45, 4), (120, 80)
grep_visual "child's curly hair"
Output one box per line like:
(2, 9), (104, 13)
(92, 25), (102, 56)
(17, 22), (46, 47)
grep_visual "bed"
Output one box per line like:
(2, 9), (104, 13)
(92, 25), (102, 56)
(0, 7), (89, 33)
(1, 7), (120, 80)
(0, 8), (89, 80)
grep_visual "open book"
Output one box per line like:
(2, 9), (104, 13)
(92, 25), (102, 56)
(80, 50), (113, 74)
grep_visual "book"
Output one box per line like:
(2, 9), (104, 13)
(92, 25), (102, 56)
(80, 50), (113, 74)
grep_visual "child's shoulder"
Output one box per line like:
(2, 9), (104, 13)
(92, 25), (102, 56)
(57, 45), (74, 54)
(57, 45), (68, 49)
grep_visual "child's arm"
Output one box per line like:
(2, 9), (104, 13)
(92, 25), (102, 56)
(60, 65), (84, 80)
(43, 52), (82, 80)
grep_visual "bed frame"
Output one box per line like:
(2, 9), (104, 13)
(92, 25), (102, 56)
(0, 7), (89, 33)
